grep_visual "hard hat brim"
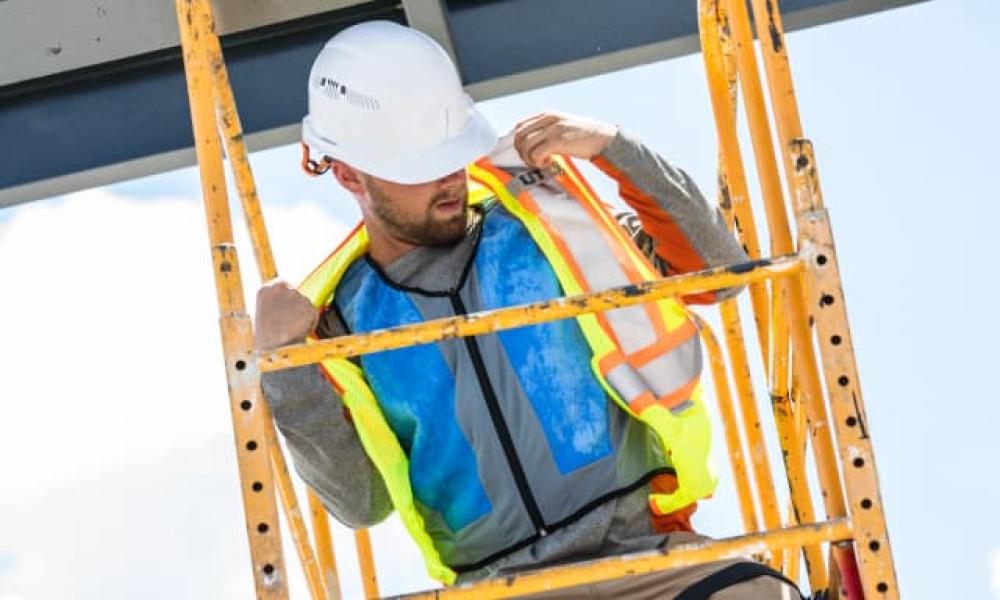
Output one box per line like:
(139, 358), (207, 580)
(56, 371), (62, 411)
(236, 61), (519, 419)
(302, 108), (498, 185)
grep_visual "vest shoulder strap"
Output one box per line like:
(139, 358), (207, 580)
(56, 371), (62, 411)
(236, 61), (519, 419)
(299, 222), (369, 308)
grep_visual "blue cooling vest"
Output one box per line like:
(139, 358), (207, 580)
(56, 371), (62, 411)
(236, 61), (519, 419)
(334, 203), (670, 570)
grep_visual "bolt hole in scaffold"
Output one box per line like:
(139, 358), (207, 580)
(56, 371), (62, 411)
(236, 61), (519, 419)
(173, 0), (899, 597)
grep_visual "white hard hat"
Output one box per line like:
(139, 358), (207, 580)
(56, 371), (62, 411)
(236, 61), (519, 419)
(302, 21), (497, 184)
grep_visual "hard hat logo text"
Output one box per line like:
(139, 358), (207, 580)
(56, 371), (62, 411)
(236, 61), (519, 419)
(315, 76), (381, 111)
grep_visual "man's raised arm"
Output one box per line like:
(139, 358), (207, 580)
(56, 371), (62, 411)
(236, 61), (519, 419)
(591, 129), (749, 304)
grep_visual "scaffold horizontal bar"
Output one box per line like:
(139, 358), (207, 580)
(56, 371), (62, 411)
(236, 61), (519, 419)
(258, 255), (804, 372)
(397, 518), (851, 599)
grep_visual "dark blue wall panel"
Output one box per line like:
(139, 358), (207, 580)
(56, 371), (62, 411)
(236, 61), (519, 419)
(445, 0), (696, 83)
(444, 0), (849, 84)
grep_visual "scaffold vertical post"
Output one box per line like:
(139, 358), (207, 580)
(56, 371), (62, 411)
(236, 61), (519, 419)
(175, 0), (288, 596)
(790, 139), (900, 599)
(699, 0), (828, 587)
(355, 529), (381, 599)
(693, 315), (759, 533)
(186, 2), (334, 598)
(698, 0), (772, 360)
(310, 492), (344, 599)
(182, 0), (341, 596)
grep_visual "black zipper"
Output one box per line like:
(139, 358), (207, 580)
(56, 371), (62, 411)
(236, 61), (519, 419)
(448, 291), (547, 537)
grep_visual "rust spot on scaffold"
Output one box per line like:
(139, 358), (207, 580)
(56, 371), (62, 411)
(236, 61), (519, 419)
(718, 174), (733, 211)
(790, 140), (811, 172)
(851, 392), (870, 440)
(727, 258), (771, 274)
(765, 0), (784, 52)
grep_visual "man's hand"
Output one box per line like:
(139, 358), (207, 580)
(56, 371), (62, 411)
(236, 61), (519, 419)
(255, 280), (320, 351)
(513, 112), (619, 169)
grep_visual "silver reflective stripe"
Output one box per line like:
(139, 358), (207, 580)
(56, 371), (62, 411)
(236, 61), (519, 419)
(604, 305), (658, 356)
(526, 175), (658, 353)
(635, 335), (704, 399)
(605, 361), (648, 405)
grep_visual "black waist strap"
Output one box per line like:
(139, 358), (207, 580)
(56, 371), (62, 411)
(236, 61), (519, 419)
(675, 561), (804, 600)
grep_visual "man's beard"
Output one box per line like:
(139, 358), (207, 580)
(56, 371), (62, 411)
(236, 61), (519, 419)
(367, 183), (470, 247)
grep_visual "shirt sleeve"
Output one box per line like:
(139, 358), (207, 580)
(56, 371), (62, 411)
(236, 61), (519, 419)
(260, 308), (393, 528)
(590, 128), (749, 303)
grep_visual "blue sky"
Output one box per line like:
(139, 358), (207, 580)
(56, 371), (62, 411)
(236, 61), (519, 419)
(1, 0), (997, 598)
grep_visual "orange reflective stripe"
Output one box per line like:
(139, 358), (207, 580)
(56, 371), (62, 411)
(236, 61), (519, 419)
(556, 168), (646, 282)
(627, 320), (699, 368)
(471, 158), (514, 186)
(628, 390), (658, 414)
(517, 189), (624, 345)
(553, 166), (668, 341)
(598, 350), (628, 375)
(631, 376), (700, 414)
(589, 154), (709, 275)
(648, 473), (698, 528)
(657, 377), (700, 411)
(558, 157), (661, 280)
(561, 155), (697, 333)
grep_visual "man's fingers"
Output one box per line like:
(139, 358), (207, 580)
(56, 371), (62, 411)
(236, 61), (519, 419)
(517, 130), (557, 168)
(258, 279), (293, 297)
(515, 112), (560, 138)
(515, 117), (559, 153)
(514, 114), (561, 165)
(529, 139), (559, 168)
(523, 126), (564, 167)
(512, 111), (616, 167)
(254, 280), (320, 350)
(513, 111), (558, 132)
(257, 281), (314, 316)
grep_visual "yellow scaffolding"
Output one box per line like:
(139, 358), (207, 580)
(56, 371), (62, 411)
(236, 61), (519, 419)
(174, 0), (899, 597)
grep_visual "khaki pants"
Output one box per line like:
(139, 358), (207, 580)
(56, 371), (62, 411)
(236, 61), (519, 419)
(522, 534), (799, 599)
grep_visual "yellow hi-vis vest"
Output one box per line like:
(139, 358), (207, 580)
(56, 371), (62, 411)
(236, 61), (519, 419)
(297, 152), (717, 585)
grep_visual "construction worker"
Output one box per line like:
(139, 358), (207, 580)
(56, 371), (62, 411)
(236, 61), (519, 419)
(257, 21), (801, 599)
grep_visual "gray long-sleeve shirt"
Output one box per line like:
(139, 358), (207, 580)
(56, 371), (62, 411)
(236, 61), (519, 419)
(261, 129), (748, 581)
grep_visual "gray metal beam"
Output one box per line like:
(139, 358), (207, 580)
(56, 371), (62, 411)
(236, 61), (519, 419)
(0, 1), (406, 207)
(0, 0), (928, 208)
(0, 0), (370, 87)
(401, 0), (459, 64)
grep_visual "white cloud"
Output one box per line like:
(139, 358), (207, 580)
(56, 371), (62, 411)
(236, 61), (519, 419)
(0, 189), (433, 598)
(0, 189), (348, 496)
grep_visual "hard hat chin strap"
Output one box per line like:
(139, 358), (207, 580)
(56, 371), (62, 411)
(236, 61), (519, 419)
(301, 142), (334, 177)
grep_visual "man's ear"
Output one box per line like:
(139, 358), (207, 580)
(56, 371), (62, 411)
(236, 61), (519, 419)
(331, 161), (366, 196)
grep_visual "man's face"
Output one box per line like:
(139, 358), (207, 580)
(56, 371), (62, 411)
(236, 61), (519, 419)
(360, 168), (470, 247)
